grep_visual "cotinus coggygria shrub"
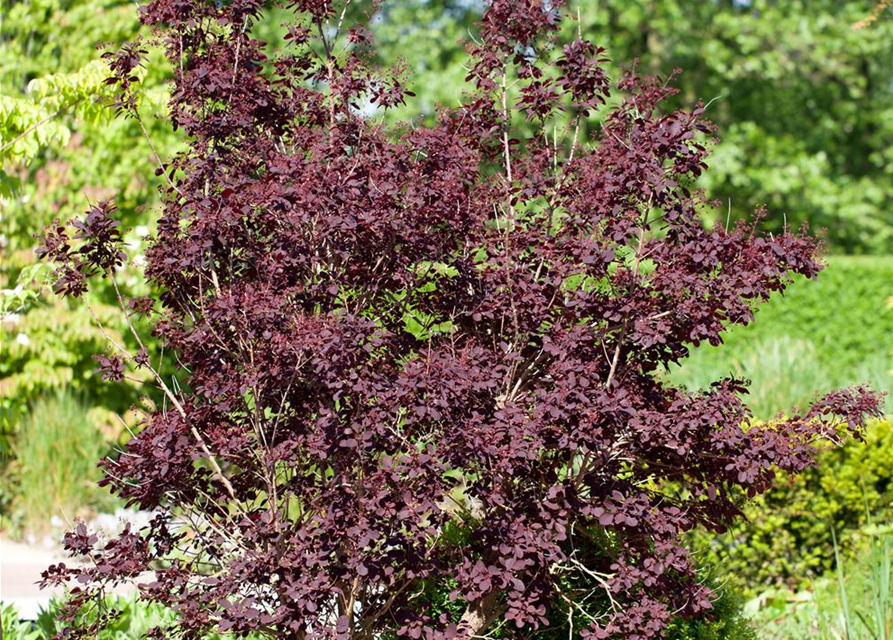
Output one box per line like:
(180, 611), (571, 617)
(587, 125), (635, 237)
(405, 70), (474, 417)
(38, 1), (882, 639)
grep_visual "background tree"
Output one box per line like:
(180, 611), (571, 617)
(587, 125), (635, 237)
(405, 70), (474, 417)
(0, 0), (176, 417)
(370, 0), (893, 254)
(0, 0), (179, 523)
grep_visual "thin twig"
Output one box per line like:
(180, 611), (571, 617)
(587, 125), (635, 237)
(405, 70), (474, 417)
(134, 112), (180, 195)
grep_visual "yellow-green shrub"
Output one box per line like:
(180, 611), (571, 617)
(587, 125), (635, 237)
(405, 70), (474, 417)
(692, 419), (893, 593)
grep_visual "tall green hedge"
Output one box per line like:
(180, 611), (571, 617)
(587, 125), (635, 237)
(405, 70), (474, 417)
(724, 256), (893, 370)
(671, 256), (893, 418)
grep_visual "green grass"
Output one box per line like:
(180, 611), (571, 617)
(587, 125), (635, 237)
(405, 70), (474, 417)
(671, 334), (893, 420)
(670, 256), (893, 419)
(6, 391), (118, 534)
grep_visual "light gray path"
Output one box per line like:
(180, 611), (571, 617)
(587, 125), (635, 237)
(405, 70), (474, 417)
(0, 537), (67, 619)
(1, 534), (146, 621)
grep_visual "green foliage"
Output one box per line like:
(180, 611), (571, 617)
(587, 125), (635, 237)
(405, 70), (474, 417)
(670, 256), (893, 418)
(0, 0), (176, 523)
(0, 264), (153, 523)
(0, 296), (145, 410)
(2, 603), (42, 640)
(6, 392), (120, 533)
(0, 595), (268, 639)
(832, 524), (893, 640)
(600, 0), (893, 254)
(34, 595), (176, 640)
(744, 588), (821, 640)
(666, 587), (757, 640)
(0, 0), (175, 274)
(0, 0), (166, 174)
(718, 256), (893, 371)
(0, 61), (120, 168)
(691, 419), (893, 593)
(371, 1), (479, 125)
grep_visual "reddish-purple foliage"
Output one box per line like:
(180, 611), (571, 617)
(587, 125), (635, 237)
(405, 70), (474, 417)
(40, 1), (882, 639)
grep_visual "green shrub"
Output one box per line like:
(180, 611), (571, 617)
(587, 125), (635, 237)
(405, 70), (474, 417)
(721, 255), (893, 371)
(742, 587), (821, 640)
(7, 392), (119, 534)
(0, 598), (171, 640)
(691, 419), (893, 593)
(666, 586), (757, 640)
(2, 603), (41, 640)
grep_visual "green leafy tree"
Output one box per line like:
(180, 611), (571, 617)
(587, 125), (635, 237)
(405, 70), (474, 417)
(0, 0), (176, 525)
(365, 0), (893, 253)
(0, 0), (173, 410)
